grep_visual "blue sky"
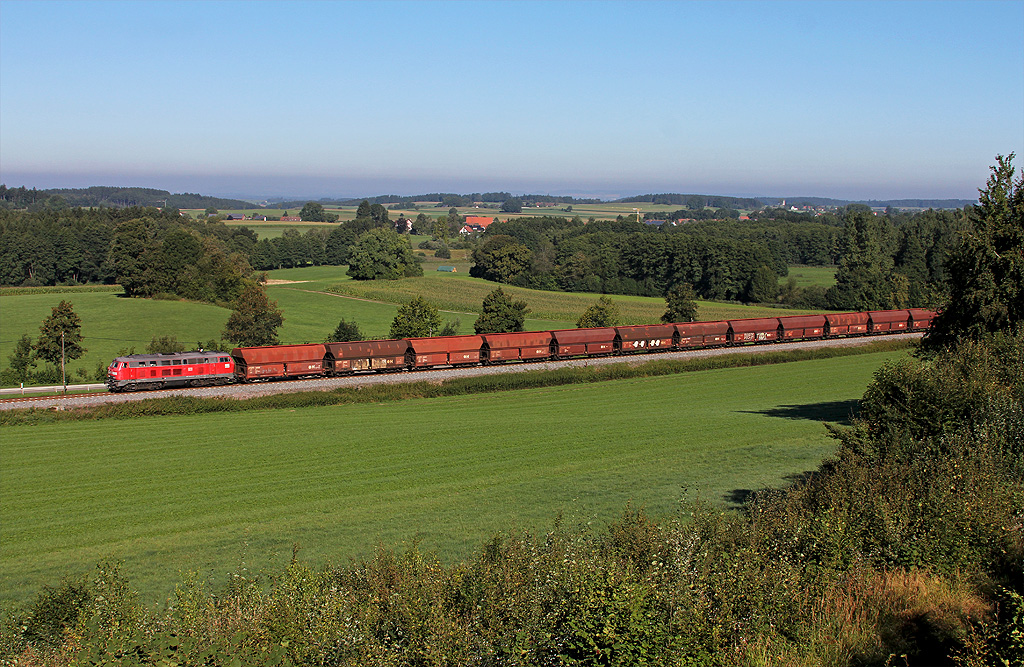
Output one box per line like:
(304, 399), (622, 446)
(1, 0), (1022, 200)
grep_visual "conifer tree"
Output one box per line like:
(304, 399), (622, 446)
(926, 154), (1024, 350)
(35, 300), (86, 367)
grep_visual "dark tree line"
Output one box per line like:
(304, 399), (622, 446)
(0, 185), (258, 210)
(468, 207), (964, 308)
(0, 206), (258, 304)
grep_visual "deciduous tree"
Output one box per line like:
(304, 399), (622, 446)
(501, 198), (523, 213)
(299, 201), (338, 222)
(222, 283), (284, 347)
(661, 284), (698, 323)
(347, 228), (423, 280)
(577, 295), (619, 328)
(474, 287), (530, 334)
(146, 335), (186, 354)
(326, 318), (363, 343)
(389, 296), (442, 338)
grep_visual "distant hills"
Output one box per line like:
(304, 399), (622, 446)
(0, 185), (262, 210)
(0, 184), (975, 211)
(615, 193), (976, 210)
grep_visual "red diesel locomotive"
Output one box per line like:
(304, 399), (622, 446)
(106, 308), (936, 391)
(106, 351), (235, 392)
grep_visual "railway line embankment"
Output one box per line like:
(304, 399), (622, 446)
(0, 332), (921, 413)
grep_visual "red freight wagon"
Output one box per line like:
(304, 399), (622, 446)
(232, 344), (327, 381)
(550, 328), (617, 357)
(907, 308), (937, 331)
(404, 335), (484, 368)
(480, 331), (554, 362)
(778, 315), (827, 341)
(824, 312), (870, 336)
(728, 318), (781, 343)
(326, 340), (409, 373)
(675, 321), (730, 347)
(615, 324), (677, 353)
(867, 310), (909, 333)
(106, 351), (234, 391)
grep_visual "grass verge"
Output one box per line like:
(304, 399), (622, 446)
(1, 338), (915, 426)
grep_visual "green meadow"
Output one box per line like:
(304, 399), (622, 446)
(0, 289), (230, 381)
(1, 265), (826, 386)
(0, 348), (902, 606)
(280, 265), (824, 326)
(782, 264), (838, 288)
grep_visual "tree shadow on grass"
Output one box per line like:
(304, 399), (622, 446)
(724, 465), (829, 509)
(739, 399), (860, 426)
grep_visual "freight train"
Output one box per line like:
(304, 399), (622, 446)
(105, 308), (936, 392)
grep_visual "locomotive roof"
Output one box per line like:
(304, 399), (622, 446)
(112, 350), (229, 362)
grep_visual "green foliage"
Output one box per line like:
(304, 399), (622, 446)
(7, 333), (36, 382)
(746, 264), (779, 303)
(927, 154), (1024, 351)
(298, 201), (337, 222)
(389, 296), (442, 338)
(222, 283), (284, 347)
(20, 578), (92, 646)
(661, 283), (698, 323)
(34, 299), (85, 366)
(577, 295), (620, 328)
(826, 209), (899, 310)
(469, 234), (533, 284)
(145, 334), (186, 354)
(438, 318), (460, 336)
(473, 287), (529, 334)
(500, 197), (523, 213)
(325, 317), (363, 343)
(346, 227), (423, 280)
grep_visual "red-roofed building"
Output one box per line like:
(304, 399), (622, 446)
(464, 216), (494, 229)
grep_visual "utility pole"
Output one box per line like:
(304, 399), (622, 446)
(61, 331), (66, 393)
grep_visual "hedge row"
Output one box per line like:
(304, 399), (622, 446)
(0, 284), (122, 297)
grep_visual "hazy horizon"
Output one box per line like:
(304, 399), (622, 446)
(2, 1), (1021, 202)
(0, 168), (988, 204)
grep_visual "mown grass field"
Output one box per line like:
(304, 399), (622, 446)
(309, 270), (823, 325)
(0, 289), (230, 382)
(783, 264), (838, 288)
(0, 348), (903, 606)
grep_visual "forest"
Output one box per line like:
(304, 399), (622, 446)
(0, 196), (965, 314)
(470, 206), (963, 311)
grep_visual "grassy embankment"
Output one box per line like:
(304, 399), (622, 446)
(1, 347), (908, 606)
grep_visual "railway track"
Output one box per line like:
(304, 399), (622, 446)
(0, 332), (922, 413)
